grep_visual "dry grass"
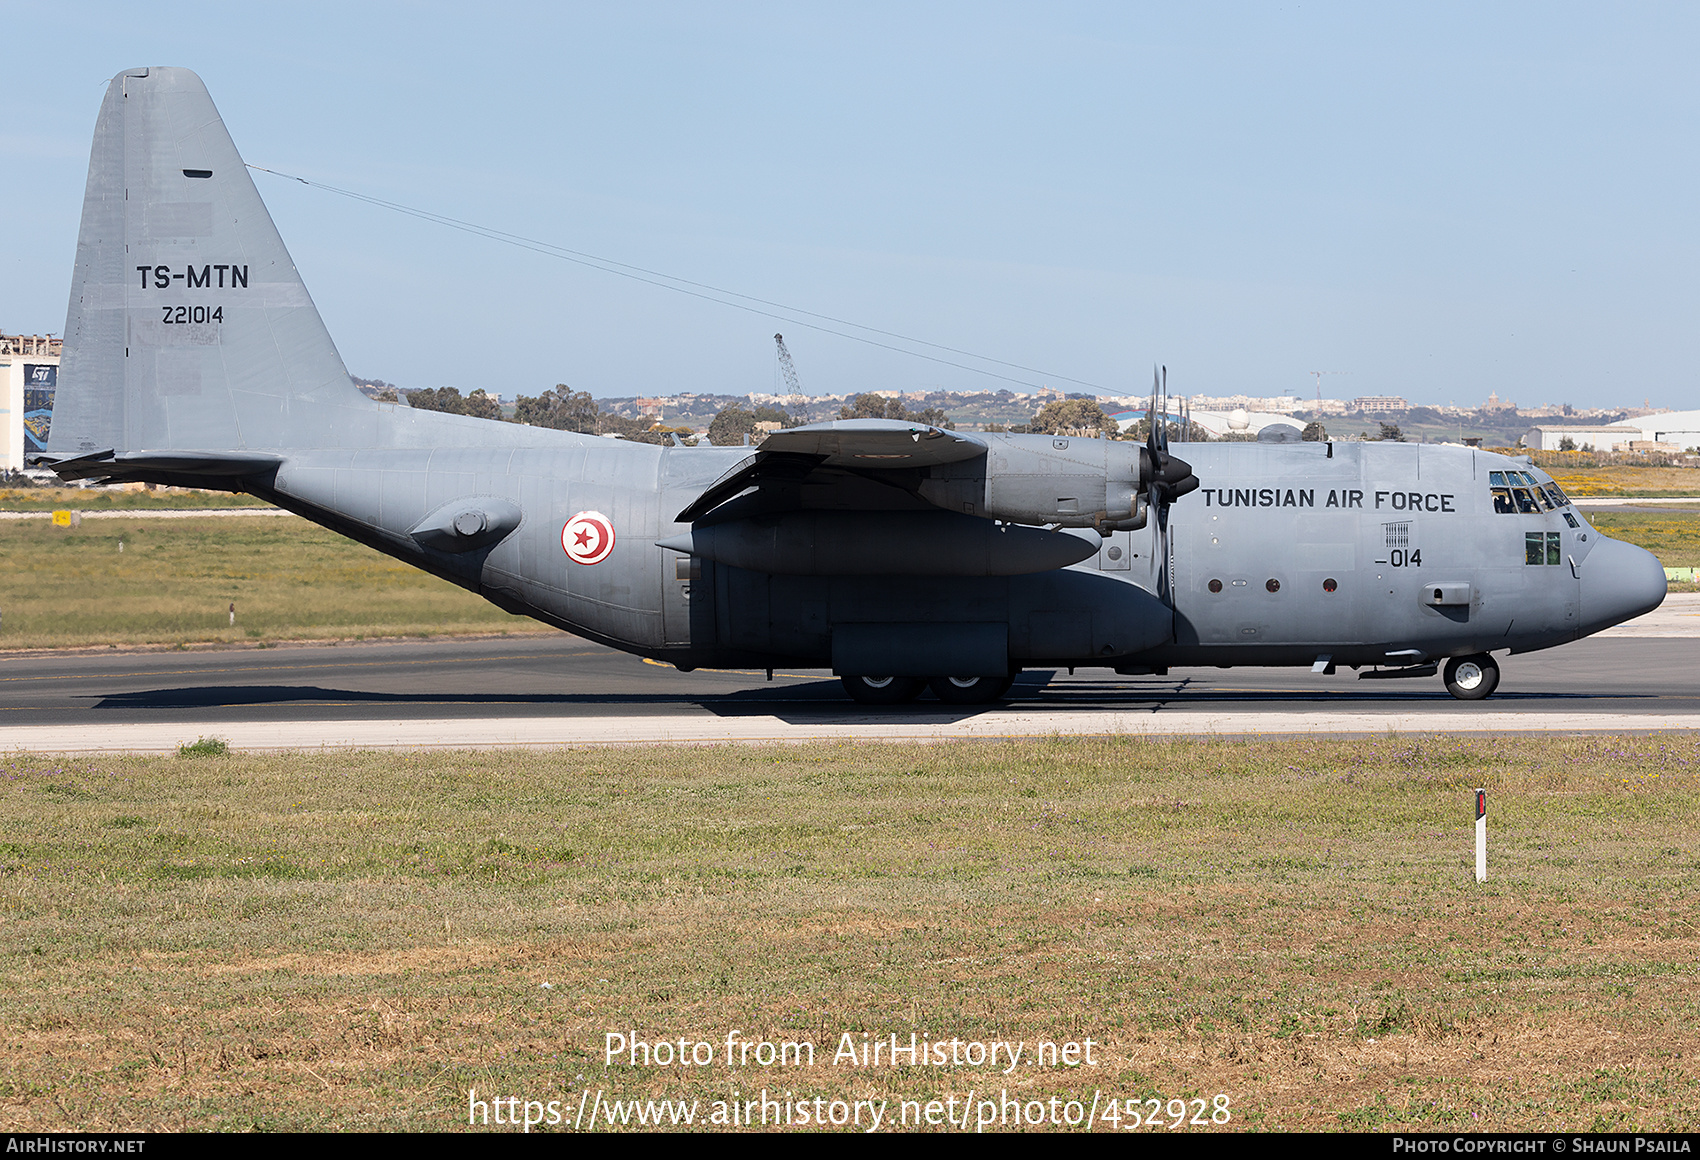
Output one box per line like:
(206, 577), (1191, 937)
(0, 487), (268, 512)
(1546, 465), (1700, 497)
(2, 735), (1697, 1132)
(0, 515), (548, 649)
(1586, 512), (1700, 569)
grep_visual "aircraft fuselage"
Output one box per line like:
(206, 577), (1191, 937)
(241, 426), (1659, 677)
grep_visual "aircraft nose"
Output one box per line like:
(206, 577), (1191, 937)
(1578, 535), (1667, 635)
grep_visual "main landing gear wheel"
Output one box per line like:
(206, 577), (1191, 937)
(1443, 653), (1500, 701)
(841, 675), (926, 705)
(927, 675), (1014, 705)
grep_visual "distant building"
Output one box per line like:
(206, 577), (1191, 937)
(1608, 409), (1700, 451)
(1187, 394), (1303, 414)
(1187, 409), (1300, 439)
(1524, 412), (1700, 452)
(1523, 425), (1638, 452)
(1, 332), (61, 472)
(1352, 395), (1408, 412)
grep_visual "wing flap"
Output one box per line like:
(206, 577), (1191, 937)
(673, 451), (822, 523)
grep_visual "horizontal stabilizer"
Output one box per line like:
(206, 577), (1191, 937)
(32, 448), (283, 483)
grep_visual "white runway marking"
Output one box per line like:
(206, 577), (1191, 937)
(6, 709), (1700, 754)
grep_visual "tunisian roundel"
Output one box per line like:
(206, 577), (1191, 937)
(562, 511), (615, 565)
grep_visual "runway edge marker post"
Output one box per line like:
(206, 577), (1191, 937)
(1475, 788), (1487, 883)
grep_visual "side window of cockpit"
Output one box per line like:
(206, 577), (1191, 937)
(1526, 531), (1563, 565)
(1546, 531), (1561, 565)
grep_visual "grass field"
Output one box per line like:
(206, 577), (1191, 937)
(1545, 466), (1700, 497)
(0, 487), (269, 512)
(0, 515), (546, 649)
(2, 736), (1696, 1133)
(1586, 513), (1700, 569)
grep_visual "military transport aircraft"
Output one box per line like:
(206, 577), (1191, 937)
(36, 68), (1668, 704)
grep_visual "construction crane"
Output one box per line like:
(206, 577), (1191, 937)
(1309, 370), (1348, 403)
(774, 333), (803, 395)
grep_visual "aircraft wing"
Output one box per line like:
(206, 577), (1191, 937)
(674, 420), (986, 523)
(757, 419), (986, 468)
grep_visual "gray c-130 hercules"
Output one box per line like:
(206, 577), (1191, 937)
(38, 68), (1668, 704)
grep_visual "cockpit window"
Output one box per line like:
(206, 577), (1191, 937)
(1526, 531), (1563, 565)
(1490, 468), (1572, 514)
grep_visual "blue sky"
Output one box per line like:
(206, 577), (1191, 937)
(4, 3), (1695, 408)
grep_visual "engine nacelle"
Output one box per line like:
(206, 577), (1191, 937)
(917, 433), (1166, 534)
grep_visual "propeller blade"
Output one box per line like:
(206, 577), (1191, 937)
(1157, 366), (1169, 453)
(1147, 366), (1160, 456)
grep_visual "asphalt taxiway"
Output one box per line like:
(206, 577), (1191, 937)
(1, 596), (1695, 752)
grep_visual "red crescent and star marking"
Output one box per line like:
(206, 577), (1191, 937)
(561, 510), (616, 565)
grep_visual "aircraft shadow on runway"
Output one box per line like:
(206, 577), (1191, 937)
(86, 681), (1006, 725)
(85, 669), (1617, 725)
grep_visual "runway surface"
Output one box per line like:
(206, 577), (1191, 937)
(2, 596), (1695, 752)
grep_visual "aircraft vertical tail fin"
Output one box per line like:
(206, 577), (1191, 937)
(47, 67), (375, 464)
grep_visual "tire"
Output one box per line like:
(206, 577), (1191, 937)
(1443, 653), (1499, 701)
(841, 675), (926, 705)
(927, 675), (1014, 705)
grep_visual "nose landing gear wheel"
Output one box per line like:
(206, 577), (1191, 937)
(1443, 653), (1500, 701)
(841, 675), (926, 705)
(927, 675), (1014, 705)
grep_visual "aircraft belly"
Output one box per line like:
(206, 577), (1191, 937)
(698, 566), (1172, 666)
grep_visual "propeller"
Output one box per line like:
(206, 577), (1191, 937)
(1144, 366), (1198, 526)
(1142, 365), (1199, 606)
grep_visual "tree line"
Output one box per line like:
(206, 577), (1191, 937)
(379, 382), (1365, 444)
(401, 385), (692, 445)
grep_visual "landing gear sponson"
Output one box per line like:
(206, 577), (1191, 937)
(843, 653), (1504, 705)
